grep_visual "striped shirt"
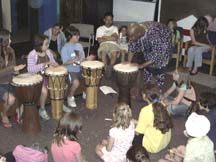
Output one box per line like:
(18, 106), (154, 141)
(27, 49), (56, 74)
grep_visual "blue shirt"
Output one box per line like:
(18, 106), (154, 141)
(61, 42), (85, 72)
(206, 108), (216, 150)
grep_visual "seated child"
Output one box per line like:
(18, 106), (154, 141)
(95, 103), (135, 162)
(51, 112), (87, 162)
(158, 112), (215, 162)
(118, 25), (128, 62)
(161, 69), (196, 116)
(133, 92), (173, 153)
(199, 92), (216, 152)
(61, 26), (85, 108)
(27, 34), (58, 121)
(126, 145), (150, 162)
(167, 19), (181, 53)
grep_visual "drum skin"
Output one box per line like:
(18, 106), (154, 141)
(81, 61), (104, 109)
(11, 73), (43, 135)
(45, 66), (68, 120)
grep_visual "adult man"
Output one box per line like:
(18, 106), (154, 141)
(128, 22), (172, 90)
(96, 12), (120, 70)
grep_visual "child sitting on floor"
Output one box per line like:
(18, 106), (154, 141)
(158, 112), (215, 162)
(161, 69), (196, 116)
(126, 145), (150, 162)
(51, 112), (87, 162)
(133, 83), (173, 153)
(95, 103), (135, 162)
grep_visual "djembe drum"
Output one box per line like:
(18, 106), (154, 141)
(81, 61), (104, 109)
(11, 73), (43, 134)
(114, 63), (138, 106)
(45, 66), (68, 120)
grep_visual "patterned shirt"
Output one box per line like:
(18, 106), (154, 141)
(128, 21), (172, 68)
(184, 136), (215, 162)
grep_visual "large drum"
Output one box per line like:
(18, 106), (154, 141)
(45, 66), (68, 120)
(11, 73), (43, 134)
(114, 63), (138, 106)
(81, 61), (104, 109)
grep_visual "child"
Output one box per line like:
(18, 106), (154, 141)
(196, 92), (216, 152)
(158, 112), (215, 162)
(118, 25), (128, 62)
(51, 112), (87, 162)
(126, 145), (150, 162)
(61, 26), (85, 108)
(0, 29), (26, 127)
(161, 69), (196, 116)
(27, 34), (58, 121)
(95, 103), (135, 162)
(133, 97), (173, 153)
(167, 19), (181, 52)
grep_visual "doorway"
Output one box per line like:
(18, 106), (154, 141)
(11, 0), (31, 43)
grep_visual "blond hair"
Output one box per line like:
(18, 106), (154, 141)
(112, 103), (132, 129)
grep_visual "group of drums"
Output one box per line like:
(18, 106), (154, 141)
(11, 61), (139, 134)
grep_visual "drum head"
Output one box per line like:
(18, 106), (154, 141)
(81, 61), (104, 69)
(12, 73), (43, 86)
(45, 66), (68, 76)
(113, 63), (138, 73)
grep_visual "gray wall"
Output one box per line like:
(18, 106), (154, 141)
(161, 0), (216, 23)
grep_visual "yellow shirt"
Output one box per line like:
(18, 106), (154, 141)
(136, 104), (171, 153)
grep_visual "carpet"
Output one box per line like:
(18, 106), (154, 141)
(167, 71), (216, 89)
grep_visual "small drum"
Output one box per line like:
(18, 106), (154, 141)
(45, 66), (68, 119)
(81, 61), (104, 109)
(114, 63), (138, 106)
(11, 73), (43, 134)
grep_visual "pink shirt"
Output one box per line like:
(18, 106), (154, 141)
(51, 138), (81, 162)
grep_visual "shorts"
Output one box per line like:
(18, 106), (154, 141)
(68, 72), (81, 83)
(98, 42), (120, 59)
(0, 84), (14, 101)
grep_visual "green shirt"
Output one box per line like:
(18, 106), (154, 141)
(184, 136), (215, 162)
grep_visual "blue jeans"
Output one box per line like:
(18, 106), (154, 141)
(166, 96), (189, 116)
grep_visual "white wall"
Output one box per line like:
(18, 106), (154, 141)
(1, 0), (11, 31)
(113, 0), (156, 22)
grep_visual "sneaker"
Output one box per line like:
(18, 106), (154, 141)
(63, 104), (72, 113)
(82, 92), (86, 99)
(39, 108), (50, 121)
(67, 96), (77, 107)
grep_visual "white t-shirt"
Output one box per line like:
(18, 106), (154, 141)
(96, 25), (119, 45)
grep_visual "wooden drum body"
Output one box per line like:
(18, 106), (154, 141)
(81, 61), (104, 109)
(11, 73), (43, 134)
(114, 63), (138, 106)
(45, 66), (68, 120)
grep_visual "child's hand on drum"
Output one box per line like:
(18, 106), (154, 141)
(44, 61), (52, 66)
(14, 64), (26, 71)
